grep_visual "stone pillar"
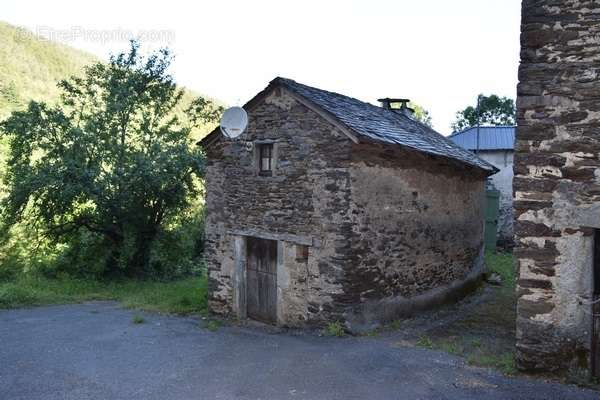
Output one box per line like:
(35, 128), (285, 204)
(515, 1), (600, 373)
(232, 235), (247, 319)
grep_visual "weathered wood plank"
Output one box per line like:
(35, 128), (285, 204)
(229, 228), (319, 247)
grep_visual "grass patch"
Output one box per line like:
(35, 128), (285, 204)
(416, 334), (516, 375)
(467, 352), (516, 375)
(436, 338), (464, 356)
(0, 275), (208, 315)
(416, 336), (434, 349)
(132, 315), (145, 324)
(485, 251), (515, 289)
(323, 321), (346, 337)
(204, 319), (221, 332)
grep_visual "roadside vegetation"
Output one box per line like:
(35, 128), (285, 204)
(323, 321), (346, 337)
(0, 275), (208, 314)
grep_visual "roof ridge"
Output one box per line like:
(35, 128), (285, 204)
(274, 77), (388, 113)
(275, 77), (444, 134)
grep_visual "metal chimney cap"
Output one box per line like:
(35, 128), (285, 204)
(377, 97), (410, 103)
(378, 98), (411, 110)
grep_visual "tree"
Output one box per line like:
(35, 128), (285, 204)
(388, 101), (433, 127)
(451, 94), (515, 132)
(410, 102), (433, 127)
(0, 42), (222, 277)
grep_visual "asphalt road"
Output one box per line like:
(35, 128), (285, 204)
(0, 302), (598, 400)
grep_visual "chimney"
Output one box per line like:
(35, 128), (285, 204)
(377, 98), (414, 118)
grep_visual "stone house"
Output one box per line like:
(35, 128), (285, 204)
(516, 1), (600, 375)
(449, 126), (515, 246)
(200, 77), (497, 331)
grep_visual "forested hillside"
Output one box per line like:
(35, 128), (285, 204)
(0, 21), (216, 138)
(0, 22), (96, 118)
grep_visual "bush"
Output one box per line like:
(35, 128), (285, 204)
(0, 253), (21, 282)
(50, 231), (110, 279)
(0, 282), (38, 308)
(148, 208), (206, 279)
(0, 206), (207, 281)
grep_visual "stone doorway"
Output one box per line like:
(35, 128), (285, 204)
(246, 237), (278, 324)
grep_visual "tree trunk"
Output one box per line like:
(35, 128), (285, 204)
(130, 228), (158, 278)
(103, 228), (125, 278)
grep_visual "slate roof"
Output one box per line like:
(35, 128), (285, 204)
(274, 78), (496, 173)
(448, 126), (515, 151)
(201, 77), (497, 174)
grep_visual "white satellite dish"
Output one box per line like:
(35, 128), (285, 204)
(220, 106), (248, 139)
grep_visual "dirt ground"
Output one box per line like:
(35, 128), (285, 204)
(375, 284), (517, 374)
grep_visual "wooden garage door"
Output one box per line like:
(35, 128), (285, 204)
(246, 237), (277, 324)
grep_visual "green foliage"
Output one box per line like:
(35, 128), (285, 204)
(451, 94), (515, 132)
(204, 319), (221, 332)
(485, 251), (515, 289)
(0, 41), (222, 278)
(0, 275), (208, 314)
(416, 334), (516, 375)
(323, 321), (346, 337)
(0, 22), (219, 134)
(416, 336), (434, 349)
(0, 24), (219, 281)
(409, 102), (433, 127)
(436, 338), (464, 355)
(118, 276), (208, 314)
(467, 352), (516, 375)
(388, 101), (433, 127)
(0, 282), (39, 307)
(0, 22), (97, 120)
(132, 314), (145, 324)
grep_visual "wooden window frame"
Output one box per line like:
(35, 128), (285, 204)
(259, 144), (273, 176)
(255, 141), (277, 177)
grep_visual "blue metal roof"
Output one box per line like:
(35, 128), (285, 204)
(448, 126), (515, 151)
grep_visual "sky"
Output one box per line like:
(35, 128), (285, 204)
(2, 0), (521, 134)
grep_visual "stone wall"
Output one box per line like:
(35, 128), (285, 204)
(515, 0), (600, 373)
(203, 88), (355, 326)
(478, 150), (514, 246)
(342, 143), (487, 329)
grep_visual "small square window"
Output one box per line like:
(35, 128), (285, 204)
(259, 144), (273, 176)
(296, 245), (309, 262)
